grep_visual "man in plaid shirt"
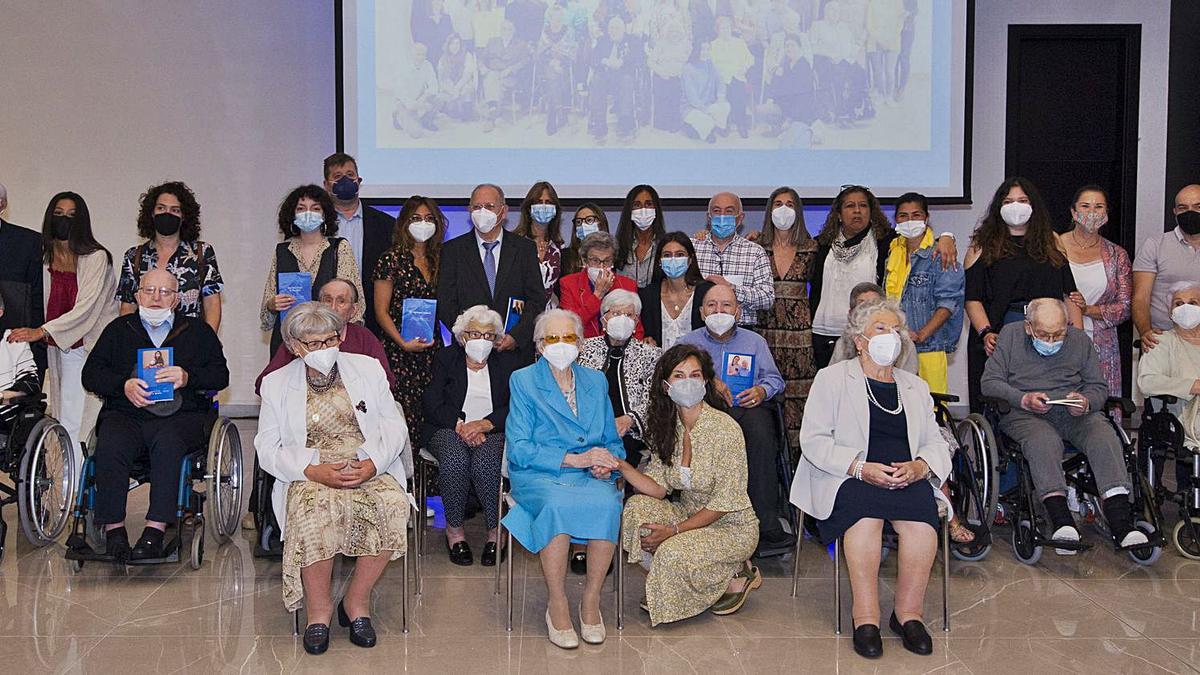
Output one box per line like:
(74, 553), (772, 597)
(692, 192), (775, 326)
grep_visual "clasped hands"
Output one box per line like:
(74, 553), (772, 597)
(564, 447), (620, 480)
(304, 458), (377, 489)
(1020, 391), (1089, 416)
(456, 419), (493, 447)
(852, 458), (929, 490)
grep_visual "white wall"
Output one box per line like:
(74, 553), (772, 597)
(0, 0), (1171, 410)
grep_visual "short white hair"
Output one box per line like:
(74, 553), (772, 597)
(707, 191), (744, 215)
(451, 304), (503, 342)
(1168, 280), (1200, 302)
(282, 302), (345, 344)
(1025, 297), (1067, 326)
(534, 308), (584, 343)
(600, 289), (641, 315)
(846, 298), (906, 336)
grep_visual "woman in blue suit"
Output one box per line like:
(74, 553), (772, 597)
(504, 308), (626, 650)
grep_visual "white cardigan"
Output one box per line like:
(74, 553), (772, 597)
(255, 351), (412, 537)
(790, 358), (952, 520)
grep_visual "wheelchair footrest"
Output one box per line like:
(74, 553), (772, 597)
(1045, 537), (1091, 552)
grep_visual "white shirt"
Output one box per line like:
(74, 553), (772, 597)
(812, 233), (879, 337)
(475, 228), (504, 267)
(1069, 259), (1107, 338)
(462, 364), (493, 422)
(661, 292), (694, 350)
(337, 203), (365, 270)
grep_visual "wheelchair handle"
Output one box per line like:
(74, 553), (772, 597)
(930, 392), (959, 404)
(1146, 394), (1178, 405)
(978, 396), (1011, 415)
(1105, 397), (1135, 416)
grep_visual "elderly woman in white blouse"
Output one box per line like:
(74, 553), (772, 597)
(1138, 281), (1200, 450)
(791, 298), (951, 660)
(256, 302), (411, 656)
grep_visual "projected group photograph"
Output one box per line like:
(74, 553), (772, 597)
(373, 0), (935, 151)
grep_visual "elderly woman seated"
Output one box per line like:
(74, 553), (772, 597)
(503, 308), (626, 649)
(791, 298), (952, 659)
(617, 344), (760, 626)
(559, 231), (644, 338)
(256, 302), (411, 656)
(1137, 281), (1200, 449)
(422, 304), (521, 567)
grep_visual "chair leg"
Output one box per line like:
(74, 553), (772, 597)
(834, 538), (842, 635)
(791, 508), (804, 598)
(402, 549), (410, 634)
(495, 491), (504, 596)
(416, 463), (425, 558)
(413, 505), (423, 596)
(942, 517), (951, 632)
(616, 512), (624, 630)
(292, 608), (301, 636)
(505, 529), (514, 632)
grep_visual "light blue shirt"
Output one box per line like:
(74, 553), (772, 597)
(141, 313), (175, 348)
(678, 325), (785, 400)
(337, 203), (365, 270)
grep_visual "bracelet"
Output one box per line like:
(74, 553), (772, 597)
(978, 326), (994, 338)
(672, 523), (680, 536)
(853, 460), (865, 481)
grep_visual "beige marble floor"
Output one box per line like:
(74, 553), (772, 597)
(2, 420), (1199, 674)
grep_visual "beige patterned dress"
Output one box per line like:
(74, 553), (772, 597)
(282, 374), (408, 611)
(620, 404), (759, 626)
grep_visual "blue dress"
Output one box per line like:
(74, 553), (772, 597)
(502, 360), (626, 552)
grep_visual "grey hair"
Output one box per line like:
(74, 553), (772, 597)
(451, 304), (504, 343)
(579, 231), (616, 262)
(281, 302), (345, 344)
(849, 282), (885, 308)
(0, 182), (7, 206)
(1025, 297), (1067, 324)
(470, 182), (506, 204)
(600, 288), (642, 315)
(707, 191), (744, 215)
(318, 277), (359, 303)
(534, 308), (584, 344)
(846, 298), (907, 336)
(1167, 280), (1200, 301)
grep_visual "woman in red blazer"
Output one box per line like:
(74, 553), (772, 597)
(560, 232), (644, 339)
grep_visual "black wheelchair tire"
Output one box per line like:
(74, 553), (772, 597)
(17, 418), (76, 547)
(954, 414), (1001, 529)
(1011, 519), (1042, 565)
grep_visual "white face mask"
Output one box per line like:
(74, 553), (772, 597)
(865, 332), (902, 367)
(542, 342), (579, 371)
(605, 315), (636, 342)
(895, 219), (927, 239)
(631, 208), (656, 230)
(771, 205), (796, 231)
(1172, 303), (1200, 330)
(471, 207), (499, 234)
(1000, 202), (1033, 227)
(666, 378), (706, 408)
(587, 266), (606, 284)
(303, 346), (339, 375)
(464, 338), (494, 363)
(409, 221), (436, 242)
(704, 312), (737, 335)
(139, 305), (174, 327)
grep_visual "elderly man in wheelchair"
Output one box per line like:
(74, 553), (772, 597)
(77, 268), (229, 562)
(981, 297), (1150, 555)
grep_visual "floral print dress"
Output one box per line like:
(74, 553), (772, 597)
(758, 241), (818, 454)
(374, 248), (441, 432)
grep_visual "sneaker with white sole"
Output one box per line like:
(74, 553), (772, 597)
(1051, 525), (1081, 555)
(1119, 529), (1149, 548)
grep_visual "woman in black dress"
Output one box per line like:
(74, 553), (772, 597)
(963, 177), (1081, 410)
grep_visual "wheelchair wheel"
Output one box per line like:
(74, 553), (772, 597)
(17, 418), (77, 547)
(954, 414), (1000, 528)
(190, 525), (205, 570)
(203, 418), (243, 544)
(1011, 519), (1042, 565)
(1172, 516), (1200, 560)
(1128, 521), (1162, 566)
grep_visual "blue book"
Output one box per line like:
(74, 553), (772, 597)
(401, 298), (437, 343)
(720, 352), (756, 405)
(277, 271), (312, 321)
(137, 347), (175, 403)
(504, 296), (525, 335)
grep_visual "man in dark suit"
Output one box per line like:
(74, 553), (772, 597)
(322, 152), (394, 338)
(0, 184), (47, 373)
(436, 183), (545, 361)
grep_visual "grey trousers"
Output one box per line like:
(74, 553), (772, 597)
(998, 408), (1131, 499)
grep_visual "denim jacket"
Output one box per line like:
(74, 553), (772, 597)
(897, 246), (965, 353)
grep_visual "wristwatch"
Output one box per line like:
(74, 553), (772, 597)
(978, 325), (995, 338)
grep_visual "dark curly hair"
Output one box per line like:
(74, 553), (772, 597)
(513, 181), (564, 246)
(136, 181), (203, 241)
(615, 184), (666, 267)
(645, 344), (729, 466)
(969, 177), (1064, 267)
(815, 185), (891, 247)
(277, 184), (339, 238)
(391, 195), (445, 283)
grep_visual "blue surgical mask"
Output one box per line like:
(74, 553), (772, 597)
(294, 211), (324, 233)
(710, 214), (737, 239)
(1031, 336), (1063, 357)
(530, 204), (556, 225)
(576, 223), (599, 240)
(660, 257), (689, 279)
(331, 175), (359, 201)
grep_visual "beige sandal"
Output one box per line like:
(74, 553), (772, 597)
(948, 519), (976, 544)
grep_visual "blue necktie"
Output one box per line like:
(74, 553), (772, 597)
(483, 241), (499, 296)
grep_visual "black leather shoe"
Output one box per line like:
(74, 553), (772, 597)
(104, 527), (130, 561)
(303, 623), (330, 655)
(852, 623), (883, 659)
(570, 551), (587, 575)
(338, 601), (377, 648)
(890, 612), (933, 655)
(448, 541), (473, 566)
(129, 527), (165, 561)
(481, 541), (506, 567)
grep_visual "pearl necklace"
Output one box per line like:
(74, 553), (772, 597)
(865, 379), (903, 415)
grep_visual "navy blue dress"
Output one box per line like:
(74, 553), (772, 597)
(817, 379), (939, 544)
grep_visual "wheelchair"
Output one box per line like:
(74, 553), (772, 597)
(64, 397), (243, 570)
(1138, 394), (1200, 559)
(250, 463), (283, 559)
(926, 392), (999, 562)
(973, 395), (1164, 566)
(0, 394), (76, 562)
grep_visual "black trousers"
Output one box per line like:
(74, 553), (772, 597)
(93, 411), (206, 526)
(812, 333), (839, 371)
(727, 405), (784, 537)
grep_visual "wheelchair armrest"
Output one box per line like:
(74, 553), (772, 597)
(1105, 397), (1135, 416)
(1147, 394), (1179, 405)
(930, 392), (959, 404)
(979, 396), (1011, 415)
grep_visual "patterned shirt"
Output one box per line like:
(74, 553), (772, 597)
(116, 240), (224, 319)
(691, 235), (775, 325)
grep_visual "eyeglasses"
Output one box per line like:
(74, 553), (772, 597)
(605, 310), (636, 319)
(408, 215), (438, 224)
(470, 203), (501, 211)
(840, 184), (872, 192)
(138, 286), (178, 298)
(572, 215), (600, 226)
(463, 330), (498, 341)
(541, 333), (579, 345)
(298, 334), (342, 351)
(1027, 325), (1067, 342)
(585, 256), (614, 268)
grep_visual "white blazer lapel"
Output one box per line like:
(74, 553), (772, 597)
(845, 359), (872, 447)
(285, 360), (308, 450)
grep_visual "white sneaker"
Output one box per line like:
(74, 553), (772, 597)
(1051, 525), (1081, 555)
(1119, 529), (1149, 548)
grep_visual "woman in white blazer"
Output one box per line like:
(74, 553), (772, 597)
(791, 298), (951, 660)
(256, 302), (411, 656)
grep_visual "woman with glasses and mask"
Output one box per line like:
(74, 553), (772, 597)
(116, 181), (224, 332)
(615, 185), (668, 288)
(6, 192), (117, 464)
(559, 231), (644, 339)
(422, 305), (520, 566)
(513, 181), (565, 307)
(374, 195), (445, 433)
(257, 302), (411, 655)
(561, 202), (610, 276)
(505, 308), (625, 648)
(638, 232), (715, 349)
(260, 185), (364, 357)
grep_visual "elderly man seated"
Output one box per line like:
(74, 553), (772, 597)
(981, 297), (1148, 552)
(679, 283), (792, 556)
(81, 268), (229, 561)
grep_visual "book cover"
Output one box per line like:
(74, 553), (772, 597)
(277, 271), (312, 321)
(401, 298), (437, 343)
(720, 351), (756, 405)
(137, 347), (175, 403)
(504, 296), (525, 335)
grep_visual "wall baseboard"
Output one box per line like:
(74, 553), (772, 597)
(219, 403), (261, 419)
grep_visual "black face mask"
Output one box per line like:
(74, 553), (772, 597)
(152, 212), (182, 237)
(50, 215), (73, 241)
(1178, 210), (1200, 236)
